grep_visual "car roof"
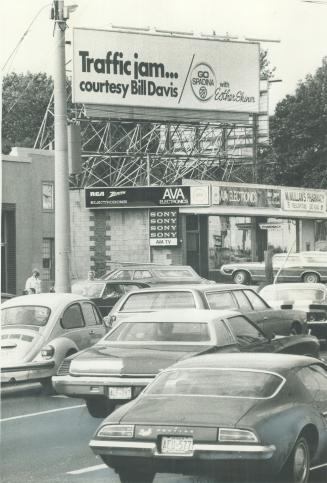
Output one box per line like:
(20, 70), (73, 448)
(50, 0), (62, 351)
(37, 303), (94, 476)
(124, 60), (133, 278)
(72, 279), (145, 285)
(261, 283), (326, 290)
(112, 265), (195, 270)
(123, 283), (247, 293)
(1, 293), (90, 309)
(167, 352), (321, 375)
(117, 308), (240, 322)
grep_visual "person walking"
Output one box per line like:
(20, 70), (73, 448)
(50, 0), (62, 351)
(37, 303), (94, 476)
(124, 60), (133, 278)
(25, 269), (42, 294)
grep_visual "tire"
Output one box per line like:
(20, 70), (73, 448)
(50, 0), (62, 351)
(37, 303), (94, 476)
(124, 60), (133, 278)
(85, 398), (115, 418)
(232, 270), (250, 285)
(279, 436), (310, 483)
(117, 468), (155, 483)
(302, 272), (319, 283)
(40, 377), (57, 395)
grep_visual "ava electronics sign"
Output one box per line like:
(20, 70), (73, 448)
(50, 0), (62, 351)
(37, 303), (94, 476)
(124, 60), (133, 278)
(85, 186), (209, 208)
(73, 28), (260, 114)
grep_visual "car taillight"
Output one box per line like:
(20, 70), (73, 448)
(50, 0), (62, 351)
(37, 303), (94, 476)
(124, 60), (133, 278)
(97, 424), (134, 438)
(218, 428), (258, 443)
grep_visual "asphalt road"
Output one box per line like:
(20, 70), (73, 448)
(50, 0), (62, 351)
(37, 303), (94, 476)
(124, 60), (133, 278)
(1, 351), (327, 483)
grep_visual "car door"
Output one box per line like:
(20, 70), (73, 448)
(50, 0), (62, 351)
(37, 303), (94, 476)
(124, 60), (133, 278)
(60, 303), (91, 350)
(224, 314), (273, 353)
(80, 301), (106, 345)
(242, 289), (288, 336)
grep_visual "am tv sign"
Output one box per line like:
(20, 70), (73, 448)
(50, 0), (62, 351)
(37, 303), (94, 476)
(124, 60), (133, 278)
(149, 209), (178, 246)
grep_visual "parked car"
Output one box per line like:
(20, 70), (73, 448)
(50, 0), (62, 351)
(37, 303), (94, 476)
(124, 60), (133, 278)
(90, 352), (327, 483)
(1, 293), (106, 392)
(260, 282), (327, 345)
(108, 284), (307, 336)
(71, 280), (150, 316)
(100, 264), (214, 285)
(220, 251), (327, 284)
(53, 309), (319, 418)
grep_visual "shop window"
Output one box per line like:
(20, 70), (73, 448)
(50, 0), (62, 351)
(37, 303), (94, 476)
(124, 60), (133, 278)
(266, 218), (297, 254)
(42, 238), (55, 282)
(315, 220), (327, 251)
(42, 182), (54, 210)
(208, 216), (252, 270)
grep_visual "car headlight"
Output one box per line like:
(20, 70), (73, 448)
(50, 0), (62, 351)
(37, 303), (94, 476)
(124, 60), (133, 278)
(97, 424), (134, 438)
(218, 428), (258, 443)
(40, 345), (55, 359)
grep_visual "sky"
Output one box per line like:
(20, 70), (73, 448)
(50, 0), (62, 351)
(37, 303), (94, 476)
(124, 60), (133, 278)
(1, 0), (327, 114)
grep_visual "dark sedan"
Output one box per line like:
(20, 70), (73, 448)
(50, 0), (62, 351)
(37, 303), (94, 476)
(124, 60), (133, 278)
(90, 352), (327, 483)
(71, 280), (149, 316)
(52, 309), (319, 418)
(109, 284), (307, 337)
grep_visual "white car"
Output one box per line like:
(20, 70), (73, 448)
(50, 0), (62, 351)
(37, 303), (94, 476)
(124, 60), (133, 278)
(1, 293), (106, 392)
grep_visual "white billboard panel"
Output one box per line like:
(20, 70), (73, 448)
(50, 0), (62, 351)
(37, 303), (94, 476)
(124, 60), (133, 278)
(72, 28), (260, 117)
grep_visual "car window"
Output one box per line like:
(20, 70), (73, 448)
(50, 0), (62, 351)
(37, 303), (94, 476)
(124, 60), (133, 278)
(61, 303), (85, 330)
(215, 320), (235, 346)
(81, 302), (102, 326)
(123, 284), (144, 293)
(206, 291), (237, 310)
(134, 270), (152, 279)
(72, 282), (104, 298)
(153, 268), (197, 279)
(103, 284), (124, 298)
(297, 365), (327, 402)
(120, 291), (196, 311)
(1, 306), (50, 327)
(244, 290), (269, 310)
(226, 315), (265, 344)
(233, 290), (253, 310)
(106, 321), (211, 343)
(111, 270), (133, 280)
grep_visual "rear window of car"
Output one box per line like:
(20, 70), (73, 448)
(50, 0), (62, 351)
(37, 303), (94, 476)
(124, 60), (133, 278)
(153, 268), (198, 279)
(106, 321), (211, 343)
(146, 368), (284, 399)
(120, 291), (196, 311)
(1, 306), (50, 327)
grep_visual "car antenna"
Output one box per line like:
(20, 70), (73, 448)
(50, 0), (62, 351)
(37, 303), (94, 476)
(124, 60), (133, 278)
(273, 240), (296, 285)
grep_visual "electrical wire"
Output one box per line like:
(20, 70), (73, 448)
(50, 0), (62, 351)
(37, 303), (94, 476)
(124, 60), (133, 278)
(2, 3), (51, 72)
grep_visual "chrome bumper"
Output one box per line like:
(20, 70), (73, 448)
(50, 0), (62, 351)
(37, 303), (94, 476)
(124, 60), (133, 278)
(1, 361), (55, 383)
(52, 374), (154, 398)
(90, 439), (276, 461)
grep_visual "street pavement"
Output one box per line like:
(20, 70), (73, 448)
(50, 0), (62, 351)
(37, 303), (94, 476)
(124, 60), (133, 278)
(1, 349), (327, 483)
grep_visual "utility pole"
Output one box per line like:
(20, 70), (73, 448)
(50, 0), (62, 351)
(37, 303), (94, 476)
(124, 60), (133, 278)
(52, 0), (74, 292)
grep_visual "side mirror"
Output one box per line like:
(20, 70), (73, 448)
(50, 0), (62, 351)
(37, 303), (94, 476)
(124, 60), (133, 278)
(103, 316), (111, 329)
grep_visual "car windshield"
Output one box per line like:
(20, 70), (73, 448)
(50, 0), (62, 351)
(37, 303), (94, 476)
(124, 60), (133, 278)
(72, 282), (105, 298)
(153, 268), (198, 279)
(105, 321), (211, 343)
(121, 292), (196, 311)
(146, 368), (284, 399)
(1, 306), (51, 327)
(261, 287), (325, 302)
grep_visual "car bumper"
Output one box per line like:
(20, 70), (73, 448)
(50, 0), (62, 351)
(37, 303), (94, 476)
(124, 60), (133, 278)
(52, 374), (154, 399)
(90, 439), (276, 461)
(1, 361), (55, 383)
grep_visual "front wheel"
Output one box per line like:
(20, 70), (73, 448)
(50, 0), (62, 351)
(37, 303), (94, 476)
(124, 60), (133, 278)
(302, 272), (319, 283)
(279, 436), (310, 483)
(232, 270), (250, 285)
(85, 398), (115, 418)
(117, 468), (155, 483)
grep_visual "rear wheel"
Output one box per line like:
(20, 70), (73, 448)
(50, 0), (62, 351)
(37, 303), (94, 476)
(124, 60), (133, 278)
(279, 436), (310, 483)
(232, 270), (250, 285)
(85, 398), (115, 418)
(302, 272), (319, 283)
(40, 377), (56, 395)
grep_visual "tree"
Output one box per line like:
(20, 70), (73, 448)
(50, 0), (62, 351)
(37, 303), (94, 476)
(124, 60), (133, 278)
(2, 72), (53, 154)
(269, 58), (327, 188)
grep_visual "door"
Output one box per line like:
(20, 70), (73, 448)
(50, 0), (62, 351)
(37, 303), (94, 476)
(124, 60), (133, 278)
(81, 302), (106, 345)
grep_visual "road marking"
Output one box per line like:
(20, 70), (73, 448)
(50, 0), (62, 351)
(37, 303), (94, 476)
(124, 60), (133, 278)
(67, 464), (107, 475)
(52, 394), (69, 398)
(0, 404), (85, 422)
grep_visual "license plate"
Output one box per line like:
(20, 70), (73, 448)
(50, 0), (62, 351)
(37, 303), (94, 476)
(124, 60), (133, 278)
(161, 437), (193, 455)
(108, 387), (132, 399)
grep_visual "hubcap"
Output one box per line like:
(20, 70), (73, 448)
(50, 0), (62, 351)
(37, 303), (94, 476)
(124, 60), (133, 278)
(293, 442), (308, 483)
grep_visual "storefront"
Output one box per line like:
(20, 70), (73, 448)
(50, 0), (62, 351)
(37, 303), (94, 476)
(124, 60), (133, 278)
(70, 181), (327, 281)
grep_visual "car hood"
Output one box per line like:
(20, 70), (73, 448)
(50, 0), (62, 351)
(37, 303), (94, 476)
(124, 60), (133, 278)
(69, 344), (208, 376)
(1, 327), (44, 365)
(119, 395), (257, 427)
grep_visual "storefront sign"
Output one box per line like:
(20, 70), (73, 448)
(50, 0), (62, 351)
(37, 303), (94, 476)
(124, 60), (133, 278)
(85, 186), (209, 208)
(73, 28), (260, 119)
(212, 186), (281, 208)
(259, 223), (283, 231)
(283, 189), (326, 213)
(149, 209), (178, 246)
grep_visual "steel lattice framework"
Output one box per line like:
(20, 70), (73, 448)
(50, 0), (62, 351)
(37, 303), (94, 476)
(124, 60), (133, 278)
(35, 98), (259, 187)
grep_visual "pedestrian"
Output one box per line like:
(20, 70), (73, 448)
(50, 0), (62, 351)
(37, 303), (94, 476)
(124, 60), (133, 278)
(87, 270), (96, 280)
(25, 268), (42, 294)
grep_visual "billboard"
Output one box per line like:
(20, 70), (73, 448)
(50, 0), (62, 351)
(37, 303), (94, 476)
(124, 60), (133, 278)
(73, 28), (260, 121)
(85, 185), (209, 208)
